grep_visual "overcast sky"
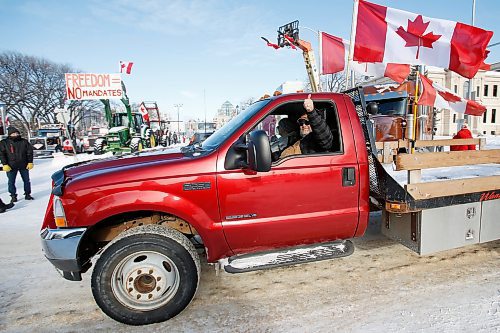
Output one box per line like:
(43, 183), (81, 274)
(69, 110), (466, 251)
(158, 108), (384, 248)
(2, 0), (498, 121)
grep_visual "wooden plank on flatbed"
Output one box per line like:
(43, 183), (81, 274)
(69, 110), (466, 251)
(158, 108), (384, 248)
(375, 141), (399, 150)
(405, 176), (500, 200)
(395, 149), (500, 171)
(414, 138), (481, 148)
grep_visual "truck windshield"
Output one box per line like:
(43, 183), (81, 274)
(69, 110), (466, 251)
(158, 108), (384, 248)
(375, 98), (407, 116)
(202, 99), (270, 150)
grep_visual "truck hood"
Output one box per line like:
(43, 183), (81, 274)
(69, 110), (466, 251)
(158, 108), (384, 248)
(64, 147), (186, 179)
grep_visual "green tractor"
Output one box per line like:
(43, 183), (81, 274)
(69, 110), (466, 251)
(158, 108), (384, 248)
(94, 83), (156, 155)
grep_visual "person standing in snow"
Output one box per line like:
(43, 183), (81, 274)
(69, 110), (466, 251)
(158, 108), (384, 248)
(0, 127), (34, 203)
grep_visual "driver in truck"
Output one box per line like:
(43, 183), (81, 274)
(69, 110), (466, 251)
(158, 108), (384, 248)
(280, 94), (334, 159)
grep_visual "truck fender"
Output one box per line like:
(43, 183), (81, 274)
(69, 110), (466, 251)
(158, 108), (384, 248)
(76, 190), (229, 261)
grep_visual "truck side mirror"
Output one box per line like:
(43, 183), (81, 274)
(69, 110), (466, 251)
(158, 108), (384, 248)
(367, 102), (378, 115)
(247, 130), (272, 172)
(224, 130), (272, 172)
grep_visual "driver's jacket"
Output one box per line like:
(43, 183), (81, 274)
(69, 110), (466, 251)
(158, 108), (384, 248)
(280, 109), (333, 158)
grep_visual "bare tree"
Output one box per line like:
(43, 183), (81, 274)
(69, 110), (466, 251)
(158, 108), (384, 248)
(303, 72), (366, 93)
(321, 73), (347, 92)
(238, 97), (256, 112)
(0, 51), (102, 136)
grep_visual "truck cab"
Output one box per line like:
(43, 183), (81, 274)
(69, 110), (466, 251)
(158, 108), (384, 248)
(40, 92), (370, 325)
(363, 83), (434, 142)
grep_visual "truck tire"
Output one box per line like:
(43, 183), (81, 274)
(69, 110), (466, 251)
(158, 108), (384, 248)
(94, 139), (106, 155)
(91, 225), (200, 325)
(130, 138), (143, 153)
(145, 129), (155, 148)
(149, 134), (156, 148)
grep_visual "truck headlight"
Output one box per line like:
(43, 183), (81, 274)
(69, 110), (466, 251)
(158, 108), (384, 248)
(53, 197), (68, 227)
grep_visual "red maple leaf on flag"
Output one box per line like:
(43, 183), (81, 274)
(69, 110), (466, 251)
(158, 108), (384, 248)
(437, 90), (462, 103)
(396, 15), (442, 59)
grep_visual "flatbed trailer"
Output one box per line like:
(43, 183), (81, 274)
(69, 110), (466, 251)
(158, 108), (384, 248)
(346, 87), (500, 255)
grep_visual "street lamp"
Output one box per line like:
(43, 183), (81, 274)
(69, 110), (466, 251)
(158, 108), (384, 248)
(174, 104), (183, 133)
(0, 102), (5, 136)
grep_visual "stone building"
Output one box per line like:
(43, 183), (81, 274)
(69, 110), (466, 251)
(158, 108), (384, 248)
(427, 66), (500, 136)
(214, 101), (238, 129)
(365, 64), (500, 136)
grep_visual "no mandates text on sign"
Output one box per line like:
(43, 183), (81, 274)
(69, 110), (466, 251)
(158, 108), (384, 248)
(65, 73), (122, 100)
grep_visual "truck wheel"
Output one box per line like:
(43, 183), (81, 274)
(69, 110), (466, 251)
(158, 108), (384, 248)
(94, 139), (106, 155)
(91, 225), (200, 325)
(144, 129), (155, 148)
(130, 138), (143, 153)
(149, 134), (156, 148)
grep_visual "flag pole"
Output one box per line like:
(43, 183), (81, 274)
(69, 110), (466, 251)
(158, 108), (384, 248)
(345, 0), (359, 88)
(411, 68), (422, 153)
(466, 0), (476, 127)
(318, 30), (323, 76)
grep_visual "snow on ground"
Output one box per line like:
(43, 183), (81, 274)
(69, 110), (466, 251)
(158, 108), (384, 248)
(0, 142), (499, 332)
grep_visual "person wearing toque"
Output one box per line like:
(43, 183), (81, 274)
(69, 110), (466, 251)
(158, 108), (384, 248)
(0, 127), (34, 202)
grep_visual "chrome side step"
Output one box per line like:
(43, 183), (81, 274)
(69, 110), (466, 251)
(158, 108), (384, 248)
(220, 240), (354, 274)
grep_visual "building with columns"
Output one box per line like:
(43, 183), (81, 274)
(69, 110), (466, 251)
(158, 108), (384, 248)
(214, 101), (239, 129)
(365, 64), (500, 136)
(427, 66), (500, 136)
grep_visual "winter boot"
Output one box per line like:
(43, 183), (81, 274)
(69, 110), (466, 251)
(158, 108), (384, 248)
(25, 194), (34, 200)
(10, 194), (17, 203)
(0, 201), (14, 213)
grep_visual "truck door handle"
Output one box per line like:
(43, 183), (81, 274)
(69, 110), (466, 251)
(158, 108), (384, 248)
(342, 167), (356, 187)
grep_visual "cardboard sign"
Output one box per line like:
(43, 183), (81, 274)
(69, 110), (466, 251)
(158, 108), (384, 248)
(65, 73), (122, 100)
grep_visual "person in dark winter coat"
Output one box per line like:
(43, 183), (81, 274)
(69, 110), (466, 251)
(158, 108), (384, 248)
(0, 127), (34, 202)
(279, 94), (333, 159)
(272, 117), (300, 160)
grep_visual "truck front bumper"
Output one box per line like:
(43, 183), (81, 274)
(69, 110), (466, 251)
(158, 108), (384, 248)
(40, 227), (87, 281)
(33, 150), (54, 158)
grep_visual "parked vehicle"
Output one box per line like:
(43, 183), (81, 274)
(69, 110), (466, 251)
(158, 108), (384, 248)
(40, 90), (500, 325)
(82, 126), (108, 153)
(62, 137), (84, 154)
(188, 131), (214, 145)
(30, 125), (65, 158)
(94, 84), (157, 155)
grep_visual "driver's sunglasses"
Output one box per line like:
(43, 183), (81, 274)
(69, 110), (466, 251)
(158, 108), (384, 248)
(297, 119), (310, 126)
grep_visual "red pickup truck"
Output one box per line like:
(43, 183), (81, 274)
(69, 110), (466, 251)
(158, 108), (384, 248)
(41, 91), (371, 324)
(40, 89), (500, 325)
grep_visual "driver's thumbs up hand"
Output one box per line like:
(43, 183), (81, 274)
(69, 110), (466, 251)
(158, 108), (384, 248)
(304, 94), (314, 112)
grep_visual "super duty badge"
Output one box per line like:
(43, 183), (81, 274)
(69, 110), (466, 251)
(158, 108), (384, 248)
(183, 182), (211, 191)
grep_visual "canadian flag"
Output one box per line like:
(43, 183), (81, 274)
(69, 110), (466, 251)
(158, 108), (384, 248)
(321, 32), (410, 83)
(353, 0), (493, 79)
(138, 103), (150, 122)
(417, 74), (486, 116)
(120, 61), (134, 74)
